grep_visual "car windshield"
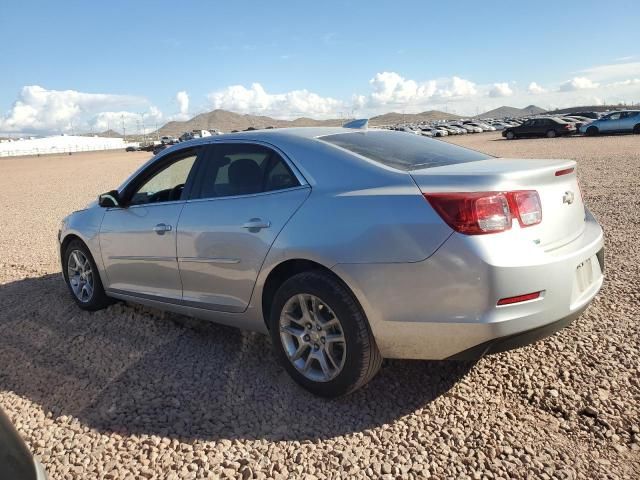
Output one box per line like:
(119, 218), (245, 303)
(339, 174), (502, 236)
(320, 130), (491, 171)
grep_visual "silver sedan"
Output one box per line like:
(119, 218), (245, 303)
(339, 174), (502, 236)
(59, 123), (604, 397)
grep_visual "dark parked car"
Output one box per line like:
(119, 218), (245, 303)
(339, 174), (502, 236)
(0, 407), (47, 479)
(125, 146), (137, 152)
(503, 118), (576, 139)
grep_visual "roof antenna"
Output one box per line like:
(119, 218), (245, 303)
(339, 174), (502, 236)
(342, 118), (368, 129)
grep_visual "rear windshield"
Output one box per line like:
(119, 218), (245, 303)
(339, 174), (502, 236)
(320, 130), (491, 171)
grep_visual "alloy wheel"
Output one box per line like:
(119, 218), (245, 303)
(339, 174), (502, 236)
(279, 293), (346, 382)
(67, 249), (94, 303)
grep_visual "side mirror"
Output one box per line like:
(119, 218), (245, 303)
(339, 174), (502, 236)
(98, 190), (121, 208)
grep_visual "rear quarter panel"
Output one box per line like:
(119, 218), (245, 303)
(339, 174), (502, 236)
(261, 135), (453, 265)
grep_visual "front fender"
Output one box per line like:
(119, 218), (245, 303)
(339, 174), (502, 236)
(59, 207), (106, 280)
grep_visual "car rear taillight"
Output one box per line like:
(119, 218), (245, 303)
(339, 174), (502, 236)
(424, 190), (542, 235)
(509, 190), (542, 227)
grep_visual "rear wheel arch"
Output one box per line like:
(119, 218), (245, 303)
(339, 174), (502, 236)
(261, 259), (357, 329)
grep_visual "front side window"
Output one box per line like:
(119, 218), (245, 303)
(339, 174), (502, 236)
(129, 151), (198, 205)
(195, 143), (299, 199)
(606, 113), (621, 121)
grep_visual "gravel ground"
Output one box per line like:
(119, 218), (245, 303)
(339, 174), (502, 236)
(0, 134), (638, 479)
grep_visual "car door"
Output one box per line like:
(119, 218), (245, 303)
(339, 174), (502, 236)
(519, 119), (534, 136)
(619, 111), (638, 132)
(600, 112), (621, 132)
(99, 147), (202, 300)
(176, 142), (310, 313)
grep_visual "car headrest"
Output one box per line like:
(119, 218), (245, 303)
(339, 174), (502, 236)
(228, 158), (262, 193)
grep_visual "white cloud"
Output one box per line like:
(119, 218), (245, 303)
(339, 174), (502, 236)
(176, 91), (189, 115)
(90, 107), (163, 134)
(0, 85), (150, 134)
(167, 90), (191, 121)
(361, 71), (476, 110)
(488, 82), (513, 98)
(607, 78), (640, 87)
(207, 82), (343, 119)
(578, 61), (640, 82)
(559, 77), (600, 91)
(527, 82), (547, 94)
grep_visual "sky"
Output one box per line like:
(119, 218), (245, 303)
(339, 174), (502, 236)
(1, 0), (639, 135)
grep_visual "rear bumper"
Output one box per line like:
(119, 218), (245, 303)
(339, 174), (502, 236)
(446, 301), (588, 360)
(333, 210), (604, 360)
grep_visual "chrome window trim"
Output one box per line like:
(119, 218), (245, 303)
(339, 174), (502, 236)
(105, 199), (187, 211)
(185, 184), (309, 205)
(197, 138), (309, 187)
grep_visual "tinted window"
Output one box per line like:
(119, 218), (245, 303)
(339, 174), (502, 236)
(129, 150), (198, 205)
(195, 143), (299, 199)
(320, 131), (490, 171)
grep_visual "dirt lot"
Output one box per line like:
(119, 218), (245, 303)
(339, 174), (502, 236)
(1, 134), (639, 479)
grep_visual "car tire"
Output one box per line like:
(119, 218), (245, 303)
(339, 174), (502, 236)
(505, 131), (516, 140)
(633, 124), (640, 134)
(269, 270), (382, 397)
(62, 239), (112, 311)
(546, 129), (557, 138)
(586, 126), (599, 136)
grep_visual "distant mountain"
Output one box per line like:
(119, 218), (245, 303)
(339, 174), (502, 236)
(546, 104), (632, 114)
(78, 129), (123, 138)
(155, 109), (343, 136)
(475, 105), (546, 118)
(369, 110), (462, 125)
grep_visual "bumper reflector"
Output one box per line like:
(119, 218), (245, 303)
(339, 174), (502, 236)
(497, 291), (542, 306)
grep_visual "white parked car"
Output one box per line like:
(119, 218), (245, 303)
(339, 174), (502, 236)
(432, 126), (449, 136)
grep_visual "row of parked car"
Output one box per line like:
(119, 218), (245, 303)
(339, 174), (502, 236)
(390, 119), (523, 137)
(501, 110), (640, 139)
(388, 109), (640, 140)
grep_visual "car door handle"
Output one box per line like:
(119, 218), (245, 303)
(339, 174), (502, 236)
(153, 223), (172, 235)
(242, 218), (271, 231)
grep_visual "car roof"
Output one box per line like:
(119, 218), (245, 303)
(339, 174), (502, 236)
(179, 127), (353, 147)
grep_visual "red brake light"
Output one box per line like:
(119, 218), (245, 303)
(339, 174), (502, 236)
(497, 291), (541, 305)
(425, 190), (542, 234)
(555, 167), (574, 176)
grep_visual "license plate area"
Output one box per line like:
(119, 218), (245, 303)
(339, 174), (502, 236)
(570, 251), (603, 308)
(576, 258), (594, 294)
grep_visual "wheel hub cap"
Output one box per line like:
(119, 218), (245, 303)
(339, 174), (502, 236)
(279, 293), (346, 382)
(67, 250), (94, 303)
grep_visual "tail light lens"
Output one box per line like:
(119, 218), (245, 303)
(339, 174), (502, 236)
(509, 190), (542, 227)
(425, 190), (542, 235)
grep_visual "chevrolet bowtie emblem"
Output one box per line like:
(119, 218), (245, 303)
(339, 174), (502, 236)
(563, 191), (575, 205)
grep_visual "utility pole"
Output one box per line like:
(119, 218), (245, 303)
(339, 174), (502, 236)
(140, 113), (146, 143)
(121, 115), (126, 141)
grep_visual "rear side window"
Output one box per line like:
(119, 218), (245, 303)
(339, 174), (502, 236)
(194, 143), (300, 199)
(320, 130), (490, 171)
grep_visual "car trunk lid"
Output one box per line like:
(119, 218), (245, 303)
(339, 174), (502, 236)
(410, 158), (586, 250)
